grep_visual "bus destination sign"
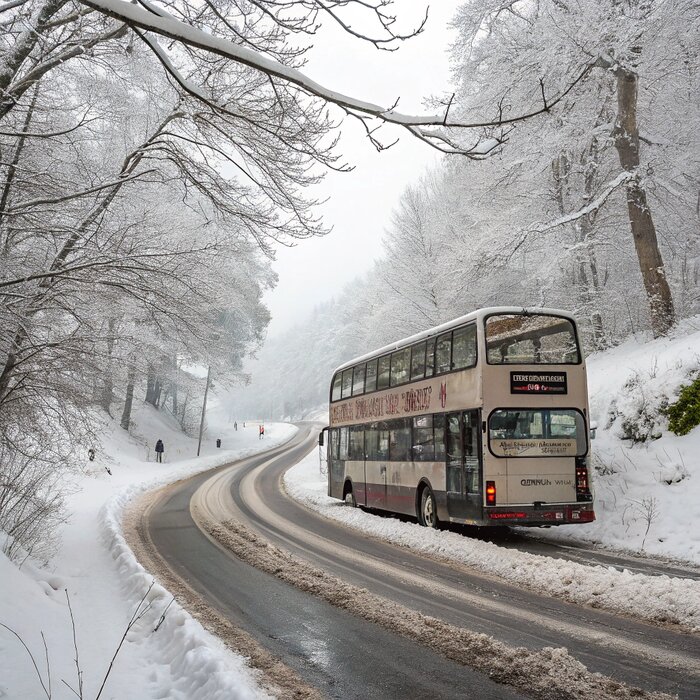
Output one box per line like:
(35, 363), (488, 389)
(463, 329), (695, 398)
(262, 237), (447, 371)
(510, 372), (567, 394)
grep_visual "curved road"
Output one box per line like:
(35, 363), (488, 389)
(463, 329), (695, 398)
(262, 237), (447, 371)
(139, 424), (700, 699)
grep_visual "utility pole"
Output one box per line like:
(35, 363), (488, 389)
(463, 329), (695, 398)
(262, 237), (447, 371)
(197, 365), (211, 457)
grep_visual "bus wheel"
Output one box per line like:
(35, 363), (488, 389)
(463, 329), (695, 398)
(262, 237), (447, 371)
(419, 487), (438, 528)
(344, 485), (357, 507)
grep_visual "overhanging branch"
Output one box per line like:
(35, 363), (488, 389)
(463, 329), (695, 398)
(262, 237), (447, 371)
(77, 0), (595, 155)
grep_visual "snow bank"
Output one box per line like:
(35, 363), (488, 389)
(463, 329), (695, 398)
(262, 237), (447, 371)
(284, 452), (700, 631)
(0, 396), (294, 700)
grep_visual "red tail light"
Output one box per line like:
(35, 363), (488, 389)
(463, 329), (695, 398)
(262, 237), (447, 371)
(576, 465), (589, 492)
(486, 481), (496, 506)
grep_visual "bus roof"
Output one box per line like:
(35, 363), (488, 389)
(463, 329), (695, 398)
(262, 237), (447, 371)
(332, 306), (578, 375)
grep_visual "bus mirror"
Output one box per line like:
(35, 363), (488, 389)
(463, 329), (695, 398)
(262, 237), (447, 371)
(318, 431), (325, 447)
(589, 421), (598, 440)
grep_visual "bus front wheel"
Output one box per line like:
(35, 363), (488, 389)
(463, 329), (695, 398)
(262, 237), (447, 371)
(419, 487), (438, 528)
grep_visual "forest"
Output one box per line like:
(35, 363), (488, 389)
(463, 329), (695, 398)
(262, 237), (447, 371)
(2, 0), (699, 555)
(232, 0), (700, 421)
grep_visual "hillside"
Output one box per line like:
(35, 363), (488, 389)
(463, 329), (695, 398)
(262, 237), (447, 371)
(542, 316), (700, 563)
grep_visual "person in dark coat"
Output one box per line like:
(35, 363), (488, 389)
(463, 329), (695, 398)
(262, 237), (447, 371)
(155, 438), (164, 463)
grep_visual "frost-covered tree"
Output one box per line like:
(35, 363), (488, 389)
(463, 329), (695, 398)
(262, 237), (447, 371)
(447, 0), (700, 338)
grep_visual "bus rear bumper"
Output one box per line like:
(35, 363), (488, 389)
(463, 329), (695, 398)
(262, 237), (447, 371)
(484, 504), (595, 526)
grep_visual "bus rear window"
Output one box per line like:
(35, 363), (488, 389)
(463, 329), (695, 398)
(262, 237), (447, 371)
(489, 409), (586, 457)
(485, 314), (580, 364)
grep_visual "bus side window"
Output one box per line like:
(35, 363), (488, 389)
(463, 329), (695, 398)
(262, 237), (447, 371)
(412, 415), (434, 461)
(339, 427), (349, 460)
(378, 426), (390, 460)
(390, 347), (410, 386)
(365, 359), (378, 393)
(331, 374), (342, 402)
(365, 425), (378, 459)
(425, 338), (436, 377)
(352, 364), (366, 396)
(389, 419), (411, 461)
(435, 333), (452, 374)
(341, 369), (353, 398)
(330, 428), (340, 460)
(433, 414), (446, 461)
(349, 427), (365, 460)
(377, 355), (391, 390)
(410, 341), (426, 380)
(452, 325), (477, 370)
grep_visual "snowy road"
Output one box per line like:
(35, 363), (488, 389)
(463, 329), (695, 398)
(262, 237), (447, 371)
(134, 423), (699, 699)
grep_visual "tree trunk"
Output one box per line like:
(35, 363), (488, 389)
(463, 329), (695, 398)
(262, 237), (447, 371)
(145, 364), (157, 406)
(153, 378), (162, 408)
(0, 86), (39, 253)
(613, 68), (675, 337)
(0, 0), (68, 120)
(579, 140), (607, 349)
(171, 355), (178, 416)
(0, 327), (26, 407)
(551, 150), (607, 350)
(100, 319), (116, 415)
(120, 364), (135, 430)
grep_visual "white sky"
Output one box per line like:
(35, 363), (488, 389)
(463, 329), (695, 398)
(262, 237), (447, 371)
(264, 2), (462, 335)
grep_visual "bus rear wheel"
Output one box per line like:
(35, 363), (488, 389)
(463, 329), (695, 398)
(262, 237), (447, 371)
(344, 484), (357, 507)
(419, 487), (438, 528)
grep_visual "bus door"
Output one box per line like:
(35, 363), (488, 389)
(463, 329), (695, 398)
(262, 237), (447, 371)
(446, 410), (482, 521)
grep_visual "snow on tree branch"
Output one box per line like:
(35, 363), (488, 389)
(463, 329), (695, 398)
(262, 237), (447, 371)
(77, 0), (595, 156)
(534, 171), (634, 234)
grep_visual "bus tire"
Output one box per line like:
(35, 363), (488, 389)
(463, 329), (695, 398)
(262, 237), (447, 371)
(419, 486), (438, 528)
(343, 483), (357, 507)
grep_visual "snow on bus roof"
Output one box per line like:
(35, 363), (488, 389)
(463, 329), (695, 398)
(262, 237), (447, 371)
(332, 307), (577, 375)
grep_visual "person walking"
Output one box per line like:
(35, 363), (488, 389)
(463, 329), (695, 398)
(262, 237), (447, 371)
(155, 438), (164, 463)
(234, 421), (238, 431)
(258, 424), (264, 440)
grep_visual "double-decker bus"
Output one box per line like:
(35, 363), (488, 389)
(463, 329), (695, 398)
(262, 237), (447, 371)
(321, 307), (595, 528)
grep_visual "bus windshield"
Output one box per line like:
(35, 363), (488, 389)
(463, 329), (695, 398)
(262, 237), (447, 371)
(485, 313), (580, 364)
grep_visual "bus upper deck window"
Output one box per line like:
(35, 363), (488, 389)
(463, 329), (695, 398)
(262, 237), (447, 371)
(435, 333), (452, 374)
(331, 374), (342, 402)
(352, 364), (366, 396)
(425, 339), (436, 377)
(341, 368), (353, 398)
(391, 347), (411, 386)
(377, 355), (391, 390)
(411, 341), (426, 380)
(452, 325), (476, 370)
(365, 359), (378, 393)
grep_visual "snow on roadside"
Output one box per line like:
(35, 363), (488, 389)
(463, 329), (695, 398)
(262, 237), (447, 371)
(0, 401), (294, 700)
(283, 451), (700, 632)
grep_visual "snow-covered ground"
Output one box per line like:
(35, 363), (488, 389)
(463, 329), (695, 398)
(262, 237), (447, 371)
(2, 321), (700, 699)
(0, 399), (295, 700)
